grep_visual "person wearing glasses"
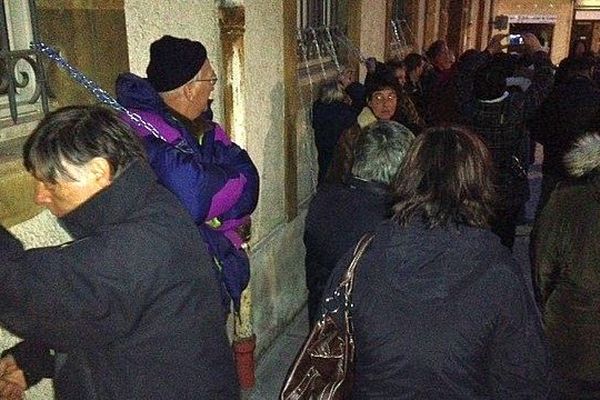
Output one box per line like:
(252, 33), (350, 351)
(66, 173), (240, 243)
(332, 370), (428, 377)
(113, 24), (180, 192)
(327, 73), (413, 183)
(115, 36), (259, 316)
(320, 126), (548, 399)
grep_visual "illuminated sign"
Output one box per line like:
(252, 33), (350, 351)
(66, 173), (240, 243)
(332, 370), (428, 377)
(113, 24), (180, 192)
(508, 15), (558, 24)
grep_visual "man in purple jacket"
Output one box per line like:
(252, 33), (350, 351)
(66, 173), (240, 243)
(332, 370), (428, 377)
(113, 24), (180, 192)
(116, 35), (259, 312)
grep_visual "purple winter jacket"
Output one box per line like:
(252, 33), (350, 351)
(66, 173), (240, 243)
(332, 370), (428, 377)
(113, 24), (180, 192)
(116, 72), (259, 310)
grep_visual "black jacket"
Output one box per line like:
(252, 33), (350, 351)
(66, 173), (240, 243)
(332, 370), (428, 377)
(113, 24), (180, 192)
(456, 50), (554, 208)
(304, 177), (393, 324)
(322, 219), (549, 399)
(0, 161), (238, 399)
(312, 100), (358, 184)
(529, 74), (600, 179)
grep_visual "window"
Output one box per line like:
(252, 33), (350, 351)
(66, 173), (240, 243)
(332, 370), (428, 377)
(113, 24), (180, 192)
(297, 0), (346, 32)
(0, 0), (50, 126)
(389, 0), (416, 58)
(296, 0), (350, 83)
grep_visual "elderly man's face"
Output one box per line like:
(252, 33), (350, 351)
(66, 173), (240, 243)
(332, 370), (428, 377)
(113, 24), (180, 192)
(189, 59), (217, 118)
(33, 158), (111, 217)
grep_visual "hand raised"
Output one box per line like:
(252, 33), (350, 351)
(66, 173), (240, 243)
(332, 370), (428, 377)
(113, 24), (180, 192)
(487, 33), (507, 54)
(523, 32), (543, 53)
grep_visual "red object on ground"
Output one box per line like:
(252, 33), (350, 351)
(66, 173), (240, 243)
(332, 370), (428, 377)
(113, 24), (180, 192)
(233, 334), (256, 390)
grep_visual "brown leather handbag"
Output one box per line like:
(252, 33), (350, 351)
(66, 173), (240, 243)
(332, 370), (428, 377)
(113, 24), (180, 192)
(280, 234), (374, 400)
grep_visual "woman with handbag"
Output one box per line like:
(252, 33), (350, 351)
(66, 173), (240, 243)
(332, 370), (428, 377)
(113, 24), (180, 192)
(284, 126), (549, 399)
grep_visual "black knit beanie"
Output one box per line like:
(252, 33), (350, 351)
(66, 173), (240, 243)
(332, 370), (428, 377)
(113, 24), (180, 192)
(146, 35), (208, 92)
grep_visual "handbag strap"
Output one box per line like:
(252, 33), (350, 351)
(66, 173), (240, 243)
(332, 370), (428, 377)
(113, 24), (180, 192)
(340, 233), (374, 343)
(339, 233), (375, 317)
(318, 233), (374, 324)
(340, 233), (375, 296)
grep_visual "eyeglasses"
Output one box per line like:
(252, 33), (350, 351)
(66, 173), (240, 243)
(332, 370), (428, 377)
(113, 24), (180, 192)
(371, 93), (397, 103)
(192, 76), (218, 85)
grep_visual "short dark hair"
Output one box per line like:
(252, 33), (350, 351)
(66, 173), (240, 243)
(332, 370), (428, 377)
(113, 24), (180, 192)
(352, 121), (415, 184)
(24, 105), (147, 183)
(392, 126), (496, 228)
(386, 59), (405, 71)
(365, 73), (399, 100)
(403, 53), (425, 73)
(425, 40), (447, 62)
(473, 60), (509, 101)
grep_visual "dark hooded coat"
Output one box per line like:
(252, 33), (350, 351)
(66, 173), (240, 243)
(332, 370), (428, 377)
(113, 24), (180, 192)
(0, 162), (239, 399)
(322, 219), (549, 399)
(531, 133), (600, 399)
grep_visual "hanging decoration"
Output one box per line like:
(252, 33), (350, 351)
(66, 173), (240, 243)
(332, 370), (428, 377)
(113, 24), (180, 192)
(322, 26), (341, 72)
(332, 27), (367, 64)
(308, 26), (328, 79)
(31, 41), (169, 145)
(390, 18), (417, 58)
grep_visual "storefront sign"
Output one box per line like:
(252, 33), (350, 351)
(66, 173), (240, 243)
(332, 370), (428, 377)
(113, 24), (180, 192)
(508, 15), (558, 24)
(575, 10), (600, 20)
(576, 0), (600, 9)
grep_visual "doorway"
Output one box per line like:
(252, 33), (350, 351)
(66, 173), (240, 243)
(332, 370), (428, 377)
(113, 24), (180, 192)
(508, 23), (555, 57)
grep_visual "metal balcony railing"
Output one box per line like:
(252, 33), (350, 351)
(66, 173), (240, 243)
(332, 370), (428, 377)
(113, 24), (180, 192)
(0, 0), (49, 124)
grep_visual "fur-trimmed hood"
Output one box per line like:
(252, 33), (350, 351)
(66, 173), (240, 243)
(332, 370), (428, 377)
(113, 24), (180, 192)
(564, 133), (600, 178)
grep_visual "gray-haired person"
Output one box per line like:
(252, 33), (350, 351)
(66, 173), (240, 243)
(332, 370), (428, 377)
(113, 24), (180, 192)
(319, 126), (548, 398)
(304, 121), (415, 326)
(0, 105), (238, 399)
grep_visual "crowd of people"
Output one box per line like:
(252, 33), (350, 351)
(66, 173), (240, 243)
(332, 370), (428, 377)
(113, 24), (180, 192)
(306, 33), (600, 399)
(0, 28), (598, 400)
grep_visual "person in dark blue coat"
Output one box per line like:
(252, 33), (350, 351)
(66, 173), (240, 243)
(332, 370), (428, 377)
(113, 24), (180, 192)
(529, 55), (600, 214)
(304, 120), (414, 326)
(321, 126), (549, 399)
(0, 106), (238, 399)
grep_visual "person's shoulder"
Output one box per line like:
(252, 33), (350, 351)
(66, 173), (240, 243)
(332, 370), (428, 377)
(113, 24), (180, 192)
(104, 184), (202, 253)
(209, 122), (234, 146)
(544, 178), (599, 216)
(309, 182), (355, 208)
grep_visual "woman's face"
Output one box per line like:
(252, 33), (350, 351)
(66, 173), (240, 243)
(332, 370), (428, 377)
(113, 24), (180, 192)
(395, 67), (407, 87)
(368, 88), (397, 121)
(338, 68), (355, 88)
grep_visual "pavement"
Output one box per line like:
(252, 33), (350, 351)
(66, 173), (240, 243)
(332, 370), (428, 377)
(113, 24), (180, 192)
(246, 146), (544, 400)
(244, 307), (308, 399)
